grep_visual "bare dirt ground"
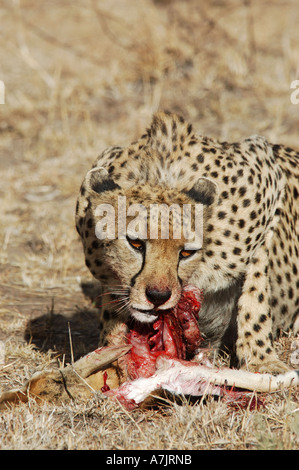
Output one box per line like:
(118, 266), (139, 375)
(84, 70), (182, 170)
(0, 0), (298, 450)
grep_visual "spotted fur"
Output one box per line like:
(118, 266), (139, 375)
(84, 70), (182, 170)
(76, 111), (299, 373)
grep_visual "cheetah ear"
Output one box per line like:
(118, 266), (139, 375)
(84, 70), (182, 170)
(84, 167), (121, 194)
(184, 177), (218, 206)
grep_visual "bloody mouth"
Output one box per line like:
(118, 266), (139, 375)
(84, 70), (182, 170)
(120, 286), (203, 380)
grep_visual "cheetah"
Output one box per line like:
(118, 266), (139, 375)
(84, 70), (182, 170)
(75, 111), (299, 374)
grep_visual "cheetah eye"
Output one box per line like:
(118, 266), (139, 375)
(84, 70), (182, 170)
(179, 249), (198, 259)
(126, 236), (145, 252)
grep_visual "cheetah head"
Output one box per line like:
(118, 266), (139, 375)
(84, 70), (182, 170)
(76, 166), (217, 323)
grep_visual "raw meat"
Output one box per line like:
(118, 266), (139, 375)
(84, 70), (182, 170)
(121, 286), (203, 380)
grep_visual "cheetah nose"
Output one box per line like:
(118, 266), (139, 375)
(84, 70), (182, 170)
(145, 287), (172, 308)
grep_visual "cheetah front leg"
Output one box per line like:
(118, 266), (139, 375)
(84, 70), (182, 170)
(96, 290), (128, 347)
(236, 244), (289, 374)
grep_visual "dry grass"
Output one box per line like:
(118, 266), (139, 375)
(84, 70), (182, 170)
(0, 0), (298, 450)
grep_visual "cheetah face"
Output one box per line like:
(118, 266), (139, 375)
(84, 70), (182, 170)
(76, 165), (218, 324)
(102, 235), (202, 323)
